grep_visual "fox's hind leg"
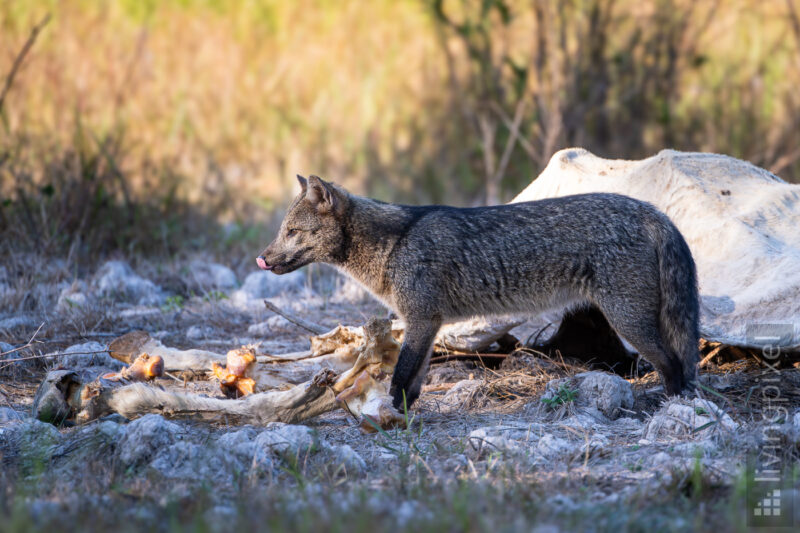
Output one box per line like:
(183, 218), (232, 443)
(390, 319), (441, 410)
(595, 296), (686, 396)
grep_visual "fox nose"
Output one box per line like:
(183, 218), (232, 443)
(256, 256), (271, 270)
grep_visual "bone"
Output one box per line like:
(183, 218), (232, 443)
(106, 330), (359, 388)
(103, 353), (165, 382)
(211, 347), (258, 398)
(88, 370), (339, 424)
(44, 317), (405, 430)
(109, 331), (227, 371)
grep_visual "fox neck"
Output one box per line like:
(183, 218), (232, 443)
(329, 196), (408, 304)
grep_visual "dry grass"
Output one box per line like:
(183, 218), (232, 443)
(1, 1), (800, 263)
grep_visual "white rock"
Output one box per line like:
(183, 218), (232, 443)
(531, 526), (562, 533)
(0, 340), (35, 369)
(93, 261), (165, 305)
(438, 379), (483, 414)
(447, 148), (800, 349)
(329, 276), (372, 304)
(83, 419), (125, 441)
(247, 316), (294, 336)
(560, 410), (609, 429)
(216, 427), (259, 462)
(0, 282), (10, 299)
(648, 451), (673, 467)
(0, 407), (24, 425)
(643, 398), (738, 441)
(51, 421), (126, 466)
(612, 416), (645, 430)
(0, 267), (11, 300)
(0, 315), (37, 330)
(204, 506), (238, 531)
(56, 281), (89, 312)
(510, 148), (800, 349)
(253, 423), (317, 458)
(329, 444), (366, 474)
(235, 270), (305, 301)
(775, 409), (800, 444)
(186, 325), (216, 340)
(467, 425), (540, 459)
(699, 373), (735, 391)
(0, 419), (62, 455)
(536, 433), (575, 458)
(792, 410), (800, 441)
(545, 493), (579, 512)
(189, 261), (238, 290)
(149, 442), (229, 481)
(118, 307), (161, 318)
(673, 439), (718, 456)
(437, 316), (524, 352)
(575, 371), (634, 418)
(117, 414), (183, 467)
(59, 341), (122, 369)
(582, 433), (610, 453)
(0, 342), (14, 358)
(395, 501), (431, 528)
(543, 371), (634, 419)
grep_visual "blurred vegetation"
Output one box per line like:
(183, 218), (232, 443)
(1, 0), (799, 259)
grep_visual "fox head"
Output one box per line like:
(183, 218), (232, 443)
(257, 175), (350, 274)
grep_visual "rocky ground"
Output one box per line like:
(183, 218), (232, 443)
(1, 256), (799, 532)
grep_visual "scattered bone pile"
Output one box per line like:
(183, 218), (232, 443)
(32, 316), (406, 431)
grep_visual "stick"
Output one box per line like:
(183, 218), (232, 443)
(262, 300), (327, 335)
(1, 350), (108, 363)
(492, 97), (528, 186)
(698, 345), (725, 368)
(0, 331), (43, 357)
(0, 322), (48, 370)
(0, 350), (110, 372)
(429, 353), (508, 365)
(0, 14), (51, 115)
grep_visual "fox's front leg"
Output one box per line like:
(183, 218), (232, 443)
(390, 319), (441, 410)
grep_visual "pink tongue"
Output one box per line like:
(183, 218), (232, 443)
(256, 257), (269, 270)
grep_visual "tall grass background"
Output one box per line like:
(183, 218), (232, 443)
(1, 0), (799, 261)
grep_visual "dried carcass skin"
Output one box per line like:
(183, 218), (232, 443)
(310, 325), (364, 357)
(330, 318), (400, 393)
(327, 318), (403, 431)
(335, 370), (403, 432)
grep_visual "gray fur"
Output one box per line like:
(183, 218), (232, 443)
(259, 175), (700, 408)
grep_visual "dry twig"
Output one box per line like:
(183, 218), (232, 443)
(0, 322), (49, 371)
(0, 14), (51, 115)
(262, 300), (326, 335)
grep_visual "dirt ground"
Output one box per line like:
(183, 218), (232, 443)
(0, 258), (798, 532)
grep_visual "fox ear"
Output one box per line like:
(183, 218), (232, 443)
(306, 175), (337, 213)
(296, 174), (308, 194)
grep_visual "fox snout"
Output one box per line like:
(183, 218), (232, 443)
(257, 243), (292, 274)
(256, 256), (271, 270)
(257, 243), (277, 271)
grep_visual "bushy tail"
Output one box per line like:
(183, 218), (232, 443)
(653, 219), (700, 392)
